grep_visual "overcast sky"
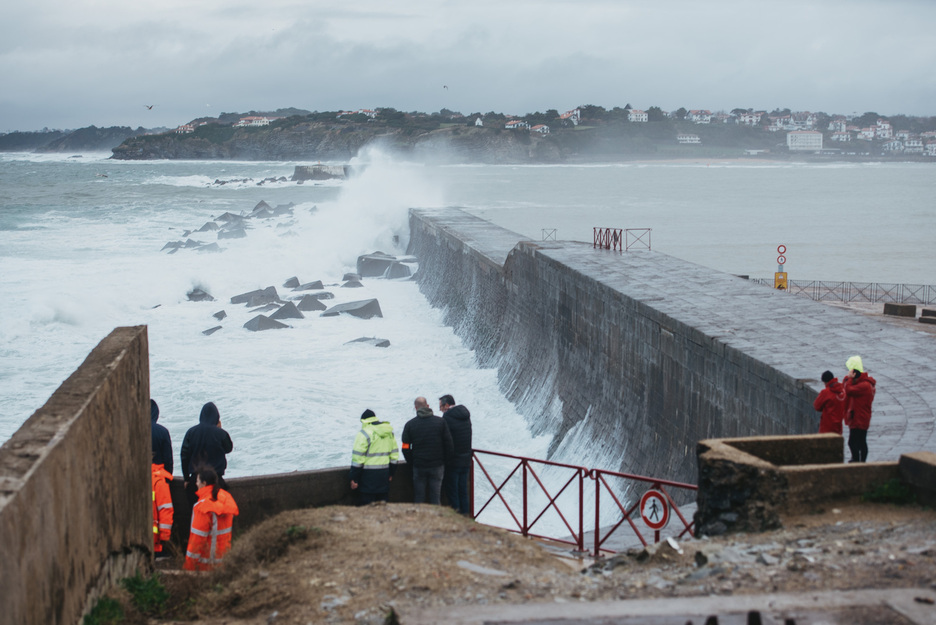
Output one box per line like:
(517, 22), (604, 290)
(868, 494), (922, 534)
(2, 0), (934, 132)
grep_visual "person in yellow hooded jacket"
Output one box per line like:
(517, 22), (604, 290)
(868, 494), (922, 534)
(184, 466), (239, 571)
(350, 409), (400, 505)
(151, 463), (174, 557)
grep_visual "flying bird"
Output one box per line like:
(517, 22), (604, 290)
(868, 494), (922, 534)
(443, 85), (448, 90)
(145, 105), (154, 110)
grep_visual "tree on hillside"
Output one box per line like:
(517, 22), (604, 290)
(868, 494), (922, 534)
(674, 107), (687, 120)
(579, 104), (607, 122)
(853, 112), (882, 128)
(731, 108), (751, 116)
(647, 106), (666, 122)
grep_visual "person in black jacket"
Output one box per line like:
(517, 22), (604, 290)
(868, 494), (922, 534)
(401, 397), (454, 504)
(150, 399), (173, 475)
(440, 394), (472, 515)
(180, 402), (234, 501)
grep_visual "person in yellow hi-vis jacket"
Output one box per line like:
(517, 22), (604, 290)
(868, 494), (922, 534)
(350, 409), (400, 505)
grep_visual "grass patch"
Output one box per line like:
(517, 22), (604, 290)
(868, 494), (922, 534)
(83, 597), (123, 625)
(862, 479), (917, 505)
(121, 572), (169, 616)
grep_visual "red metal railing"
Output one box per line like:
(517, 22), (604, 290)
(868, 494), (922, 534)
(590, 468), (696, 555)
(471, 450), (697, 556)
(593, 227), (623, 251)
(472, 449), (587, 552)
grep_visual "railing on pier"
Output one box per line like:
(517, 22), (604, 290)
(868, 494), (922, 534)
(470, 449), (697, 556)
(593, 228), (652, 252)
(750, 279), (936, 305)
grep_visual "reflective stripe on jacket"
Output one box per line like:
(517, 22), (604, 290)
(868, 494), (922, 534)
(183, 485), (239, 571)
(151, 464), (174, 551)
(350, 416), (400, 493)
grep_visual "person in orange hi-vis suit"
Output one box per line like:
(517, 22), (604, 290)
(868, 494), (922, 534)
(183, 466), (239, 571)
(151, 463), (174, 556)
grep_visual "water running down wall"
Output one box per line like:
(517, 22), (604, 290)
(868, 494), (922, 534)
(407, 208), (936, 486)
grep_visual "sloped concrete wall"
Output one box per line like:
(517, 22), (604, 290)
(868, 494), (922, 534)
(0, 326), (150, 625)
(408, 209), (818, 489)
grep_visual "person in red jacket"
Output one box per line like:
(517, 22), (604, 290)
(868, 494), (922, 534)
(184, 466), (239, 571)
(813, 370), (845, 435)
(151, 463), (174, 557)
(842, 355), (876, 463)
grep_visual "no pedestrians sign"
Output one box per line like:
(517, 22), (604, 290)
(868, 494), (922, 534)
(639, 489), (670, 531)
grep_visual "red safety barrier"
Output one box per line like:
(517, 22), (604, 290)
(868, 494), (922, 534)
(593, 227), (623, 250)
(472, 449), (587, 552)
(589, 468), (696, 555)
(470, 450), (697, 556)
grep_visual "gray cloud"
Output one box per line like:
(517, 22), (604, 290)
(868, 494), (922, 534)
(2, 0), (934, 132)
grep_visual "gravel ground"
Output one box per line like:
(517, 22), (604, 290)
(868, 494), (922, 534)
(140, 500), (936, 625)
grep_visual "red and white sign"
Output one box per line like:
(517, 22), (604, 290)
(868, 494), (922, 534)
(639, 489), (670, 531)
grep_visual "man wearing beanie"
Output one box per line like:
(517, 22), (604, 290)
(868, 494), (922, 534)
(842, 356), (876, 462)
(813, 371), (845, 435)
(350, 409), (400, 505)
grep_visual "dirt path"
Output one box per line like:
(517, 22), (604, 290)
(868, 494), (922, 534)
(135, 501), (936, 625)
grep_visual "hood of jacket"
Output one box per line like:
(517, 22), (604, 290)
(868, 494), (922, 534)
(826, 378), (845, 397)
(196, 486), (239, 516)
(199, 401), (220, 425)
(416, 406), (435, 418)
(363, 416), (395, 439)
(151, 399), (160, 423)
(444, 405), (471, 421)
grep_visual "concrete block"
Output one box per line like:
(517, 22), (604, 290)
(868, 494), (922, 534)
(919, 316), (936, 325)
(921, 308), (936, 318)
(883, 302), (916, 317)
(899, 451), (936, 507)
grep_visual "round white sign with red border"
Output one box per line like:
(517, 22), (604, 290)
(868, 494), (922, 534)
(639, 489), (670, 531)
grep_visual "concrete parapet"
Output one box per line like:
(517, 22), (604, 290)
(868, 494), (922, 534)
(165, 464), (418, 549)
(899, 451), (936, 507)
(695, 434), (916, 537)
(0, 326), (150, 625)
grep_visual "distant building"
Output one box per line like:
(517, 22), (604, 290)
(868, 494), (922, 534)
(925, 141), (936, 157)
(875, 119), (893, 139)
(505, 120), (530, 130)
(560, 109), (581, 125)
(627, 109), (648, 123)
(881, 139), (903, 153)
(858, 127), (876, 141)
(687, 110), (712, 124)
(530, 124), (550, 134)
(234, 116), (279, 127)
(738, 111), (762, 126)
(677, 133), (701, 144)
(831, 131), (852, 142)
(904, 137), (924, 153)
(828, 117), (848, 133)
(175, 124), (194, 134)
(474, 117), (483, 127)
(787, 130), (823, 151)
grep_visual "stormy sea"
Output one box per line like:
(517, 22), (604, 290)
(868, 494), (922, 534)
(1, 151), (934, 528)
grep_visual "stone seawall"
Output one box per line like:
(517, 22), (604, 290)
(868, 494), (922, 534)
(407, 208), (936, 487)
(0, 327), (150, 625)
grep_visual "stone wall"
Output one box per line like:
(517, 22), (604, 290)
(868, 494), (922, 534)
(0, 326), (150, 625)
(408, 209), (818, 491)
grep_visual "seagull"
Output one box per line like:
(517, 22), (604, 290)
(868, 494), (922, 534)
(145, 104), (154, 110)
(443, 85), (448, 90)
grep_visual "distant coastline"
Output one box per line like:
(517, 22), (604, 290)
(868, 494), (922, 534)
(3, 106), (935, 164)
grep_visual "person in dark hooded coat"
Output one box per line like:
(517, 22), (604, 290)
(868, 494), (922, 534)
(180, 402), (233, 496)
(440, 394), (472, 515)
(151, 399), (173, 475)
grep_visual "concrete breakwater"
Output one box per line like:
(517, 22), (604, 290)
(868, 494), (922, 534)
(406, 208), (936, 485)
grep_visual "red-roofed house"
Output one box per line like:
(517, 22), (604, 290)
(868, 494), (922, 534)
(628, 109), (648, 123)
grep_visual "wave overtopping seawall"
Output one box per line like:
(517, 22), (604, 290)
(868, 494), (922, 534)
(408, 208), (826, 485)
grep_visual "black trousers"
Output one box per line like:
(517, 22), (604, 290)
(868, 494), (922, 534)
(848, 428), (868, 462)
